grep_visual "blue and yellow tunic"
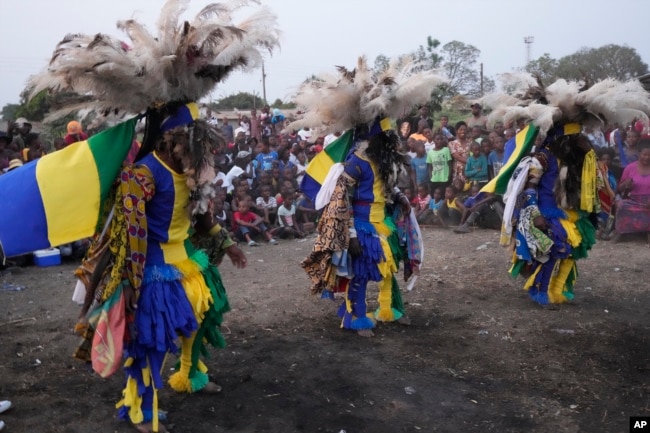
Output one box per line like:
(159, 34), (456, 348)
(117, 152), (230, 427)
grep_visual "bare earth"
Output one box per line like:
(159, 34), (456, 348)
(0, 227), (648, 433)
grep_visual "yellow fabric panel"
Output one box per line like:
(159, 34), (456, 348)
(187, 102), (200, 120)
(152, 153), (191, 244)
(564, 123), (581, 135)
(580, 149), (597, 212)
(380, 118), (392, 131)
(160, 241), (189, 264)
(370, 160), (386, 223)
(309, 151), (335, 184)
(36, 140), (99, 247)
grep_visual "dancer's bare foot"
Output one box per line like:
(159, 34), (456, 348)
(201, 381), (222, 394)
(357, 329), (374, 337)
(397, 316), (411, 326)
(133, 421), (168, 433)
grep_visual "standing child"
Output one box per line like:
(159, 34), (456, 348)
(426, 132), (452, 194)
(233, 199), (278, 246)
(488, 135), (505, 180)
(410, 140), (429, 192)
(276, 189), (305, 239)
(465, 141), (488, 185)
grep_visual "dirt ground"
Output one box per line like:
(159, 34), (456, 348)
(0, 227), (649, 433)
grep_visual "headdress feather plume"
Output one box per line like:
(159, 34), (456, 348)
(482, 72), (650, 134)
(287, 56), (447, 138)
(29, 0), (280, 117)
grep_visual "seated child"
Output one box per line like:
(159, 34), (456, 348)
(232, 198), (278, 246)
(275, 189), (305, 239)
(213, 198), (230, 230)
(296, 192), (318, 233)
(427, 187), (445, 225)
(454, 183), (503, 233)
(413, 183), (432, 224)
(439, 185), (465, 226)
(255, 185), (278, 226)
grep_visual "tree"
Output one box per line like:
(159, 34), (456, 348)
(555, 45), (647, 82)
(271, 98), (296, 109)
(373, 54), (391, 73)
(525, 53), (559, 84)
(1, 104), (20, 121)
(212, 92), (265, 110)
(441, 41), (482, 97)
(413, 36), (443, 69)
(15, 89), (51, 121)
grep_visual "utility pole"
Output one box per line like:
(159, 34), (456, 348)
(524, 36), (534, 66)
(480, 63), (484, 96)
(261, 62), (267, 105)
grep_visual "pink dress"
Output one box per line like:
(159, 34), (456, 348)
(615, 162), (650, 234)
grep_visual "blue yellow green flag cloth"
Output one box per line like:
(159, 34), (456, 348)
(481, 124), (539, 195)
(300, 130), (354, 202)
(0, 118), (137, 257)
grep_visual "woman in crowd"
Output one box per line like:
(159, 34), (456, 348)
(612, 139), (650, 244)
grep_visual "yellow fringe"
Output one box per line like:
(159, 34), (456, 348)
(523, 265), (542, 290)
(548, 259), (574, 304)
(374, 276), (395, 321)
(176, 259), (213, 322)
(168, 333), (195, 393)
(559, 213), (582, 247)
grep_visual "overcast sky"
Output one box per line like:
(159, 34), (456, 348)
(0, 0), (648, 111)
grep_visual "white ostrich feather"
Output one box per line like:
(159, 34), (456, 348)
(29, 0), (280, 116)
(481, 75), (650, 135)
(287, 56), (447, 137)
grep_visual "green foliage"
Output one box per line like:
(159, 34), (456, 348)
(271, 98), (296, 109)
(555, 44), (648, 81)
(1, 104), (20, 121)
(525, 53), (559, 83)
(213, 92), (266, 110)
(16, 90), (51, 121)
(526, 45), (648, 84)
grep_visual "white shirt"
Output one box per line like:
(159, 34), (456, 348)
(277, 204), (296, 227)
(224, 166), (244, 193)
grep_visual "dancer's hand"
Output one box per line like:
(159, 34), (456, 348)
(226, 244), (247, 269)
(123, 284), (137, 312)
(533, 215), (548, 232)
(348, 237), (362, 257)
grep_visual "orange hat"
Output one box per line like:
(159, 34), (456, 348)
(67, 120), (83, 135)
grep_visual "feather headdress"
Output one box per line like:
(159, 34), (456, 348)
(29, 0), (281, 116)
(483, 73), (650, 135)
(286, 56), (447, 138)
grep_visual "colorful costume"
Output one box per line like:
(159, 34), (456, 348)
(481, 75), (650, 305)
(505, 131), (598, 304)
(291, 57), (445, 332)
(22, 1), (280, 431)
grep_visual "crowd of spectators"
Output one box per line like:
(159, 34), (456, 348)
(1, 102), (649, 267)
(396, 104), (650, 244)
